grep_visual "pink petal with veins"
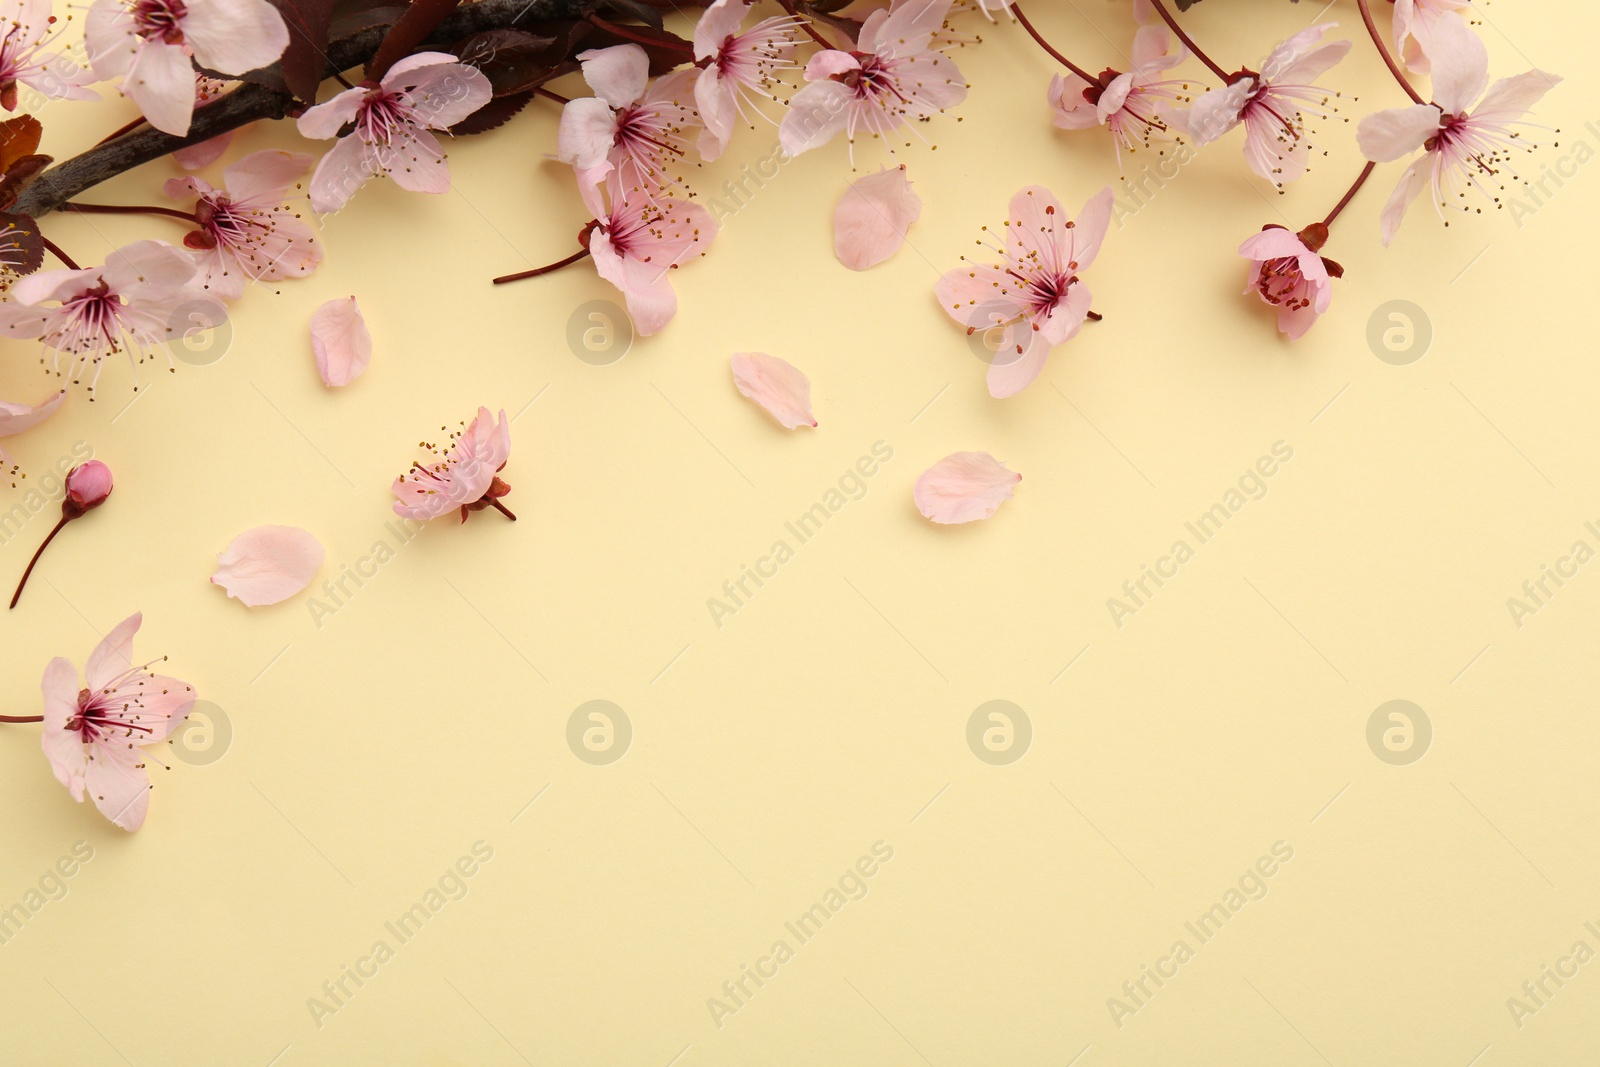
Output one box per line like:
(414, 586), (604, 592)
(211, 525), (325, 606)
(310, 296), (372, 387)
(914, 452), (1020, 524)
(731, 352), (816, 429)
(834, 165), (922, 271)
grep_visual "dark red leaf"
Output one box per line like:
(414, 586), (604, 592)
(451, 89), (533, 134)
(0, 154), (51, 211)
(367, 0), (463, 81)
(0, 115), (42, 173)
(449, 29), (563, 96)
(0, 211), (44, 275)
(270, 0), (338, 102)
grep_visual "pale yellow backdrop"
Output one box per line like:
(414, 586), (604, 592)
(2, 0), (1596, 1063)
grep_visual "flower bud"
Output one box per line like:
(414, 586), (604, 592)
(64, 461), (113, 518)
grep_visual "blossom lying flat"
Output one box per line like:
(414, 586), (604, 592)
(834, 165), (922, 271)
(212, 525), (325, 606)
(589, 175), (717, 337)
(1048, 21), (1187, 163)
(731, 353), (816, 429)
(40, 613), (195, 831)
(393, 407), (514, 523)
(166, 149), (321, 300)
(1239, 224), (1340, 341)
(915, 452), (1020, 524)
(310, 296), (372, 387)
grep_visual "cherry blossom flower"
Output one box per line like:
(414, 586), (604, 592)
(1239, 223), (1341, 341)
(84, 0), (288, 135)
(779, 0), (968, 160)
(211, 525), (324, 606)
(915, 452), (1020, 523)
(1048, 21), (1188, 163)
(1393, 0), (1473, 75)
(40, 612), (194, 831)
(164, 149), (321, 299)
(1357, 14), (1558, 245)
(588, 175), (717, 337)
(0, 239), (200, 396)
(298, 52), (491, 214)
(936, 185), (1113, 398)
(1182, 23), (1350, 186)
(557, 45), (700, 214)
(693, 0), (801, 162)
(393, 407), (515, 523)
(731, 352), (816, 428)
(0, 0), (98, 111)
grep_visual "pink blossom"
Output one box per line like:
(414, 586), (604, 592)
(85, 0), (288, 135)
(0, 240), (201, 396)
(170, 74), (233, 168)
(936, 185), (1113, 398)
(298, 52), (491, 214)
(65, 460), (113, 513)
(1357, 14), (1558, 245)
(558, 45), (701, 214)
(393, 407), (514, 523)
(0, 0), (98, 111)
(1238, 223), (1341, 341)
(588, 175), (717, 337)
(1048, 22), (1187, 163)
(1393, 0), (1473, 75)
(164, 149), (321, 299)
(1182, 23), (1350, 186)
(693, 0), (801, 161)
(40, 613), (196, 831)
(779, 0), (967, 160)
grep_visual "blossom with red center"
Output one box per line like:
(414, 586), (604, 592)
(40, 612), (196, 831)
(298, 52), (491, 214)
(558, 44), (702, 215)
(586, 175), (718, 337)
(1357, 13), (1558, 245)
(0, 0), (98, 111)
(692, 0), (802, 162)
(0, 239), (201, 396)
(84, 0), (287, 134)
(393, 407), (514, 523)
(1048, 21), (1188, 164)
(164, 149), (321, 299)
(1182, 22), (1350, 187)
(1239, 222), (1341, 341)
(936, 184), (1113, 398)
(779, 0), (968, 161)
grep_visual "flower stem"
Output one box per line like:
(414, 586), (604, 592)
(534, 87), (571, 105)
(0, 715), (43, 723)
(489, 499), (518, 521)
(10, 516), (69, 610)
(1011, 4), (1102, 87)
(1323, 160), (1377, 227)
(62, 202), (199, 223)
(1356, 0), (1426, 105)
(40, 237), (78, 269)
(775, 0), (835, 48)
(1146, 0), (1231, 83)
(95, 115), (148, 146)
(492, 247), (591, 285)
(586, 12), (696, 53)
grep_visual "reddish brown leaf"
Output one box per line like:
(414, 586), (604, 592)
(0, 211), (44, 275)
(0, 154), (51, 211)
(367, 0), (463, 81)
(0, 115), (43, 173)
(450, 88), (532, 134)
(270, 0), (337, 102)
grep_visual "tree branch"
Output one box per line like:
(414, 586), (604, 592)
(15, 0), (605, 218)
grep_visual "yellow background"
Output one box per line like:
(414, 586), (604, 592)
(3, 1), (1597, 1063)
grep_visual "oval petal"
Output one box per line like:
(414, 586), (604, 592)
(834, 165), (923, 271)
(311, 296), (372, 387)
(914, 452), (1020, 524)
(212, 525), (325, 606)
(731, 352), (816, 429)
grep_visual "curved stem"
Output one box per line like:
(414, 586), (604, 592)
(10, 515), (69, 610)
(1011, 4), (1102, 87)
(492, 247), (591, 285)
(1356, 0), (1426, 104)
(489, 499), (518, 521)
(62, 202), (199, 223)
(40, 237), (78, 269)
(1323, 160), (1376, 227)
(1146, 0), (1231, 82)
(775, 0), (835, 48)
(0, 715), (43, 723)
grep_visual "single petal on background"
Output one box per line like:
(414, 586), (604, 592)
(914, 452), (1021, 524)
(310, 296), (372, 387)
(731, 352), (817, 429)
(833, 165), (922, 271)
(211, 525), (325, 606)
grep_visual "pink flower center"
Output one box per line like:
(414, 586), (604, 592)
(132, 0), (187, 44)
(1256, 258), (1311, 309)
(357, 90), (415, 145)
(67, 687), (155, 743)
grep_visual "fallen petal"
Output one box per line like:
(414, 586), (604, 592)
(310, 296), (372, 387)
(834, 165), (922, 271)
(0, 388), (66, 437)
(211, 525), (325, 606)
(914, 452), (1020, 524)
(731, 352), (817, 429)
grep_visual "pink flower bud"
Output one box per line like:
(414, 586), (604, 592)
(64, 461), (113, 518)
